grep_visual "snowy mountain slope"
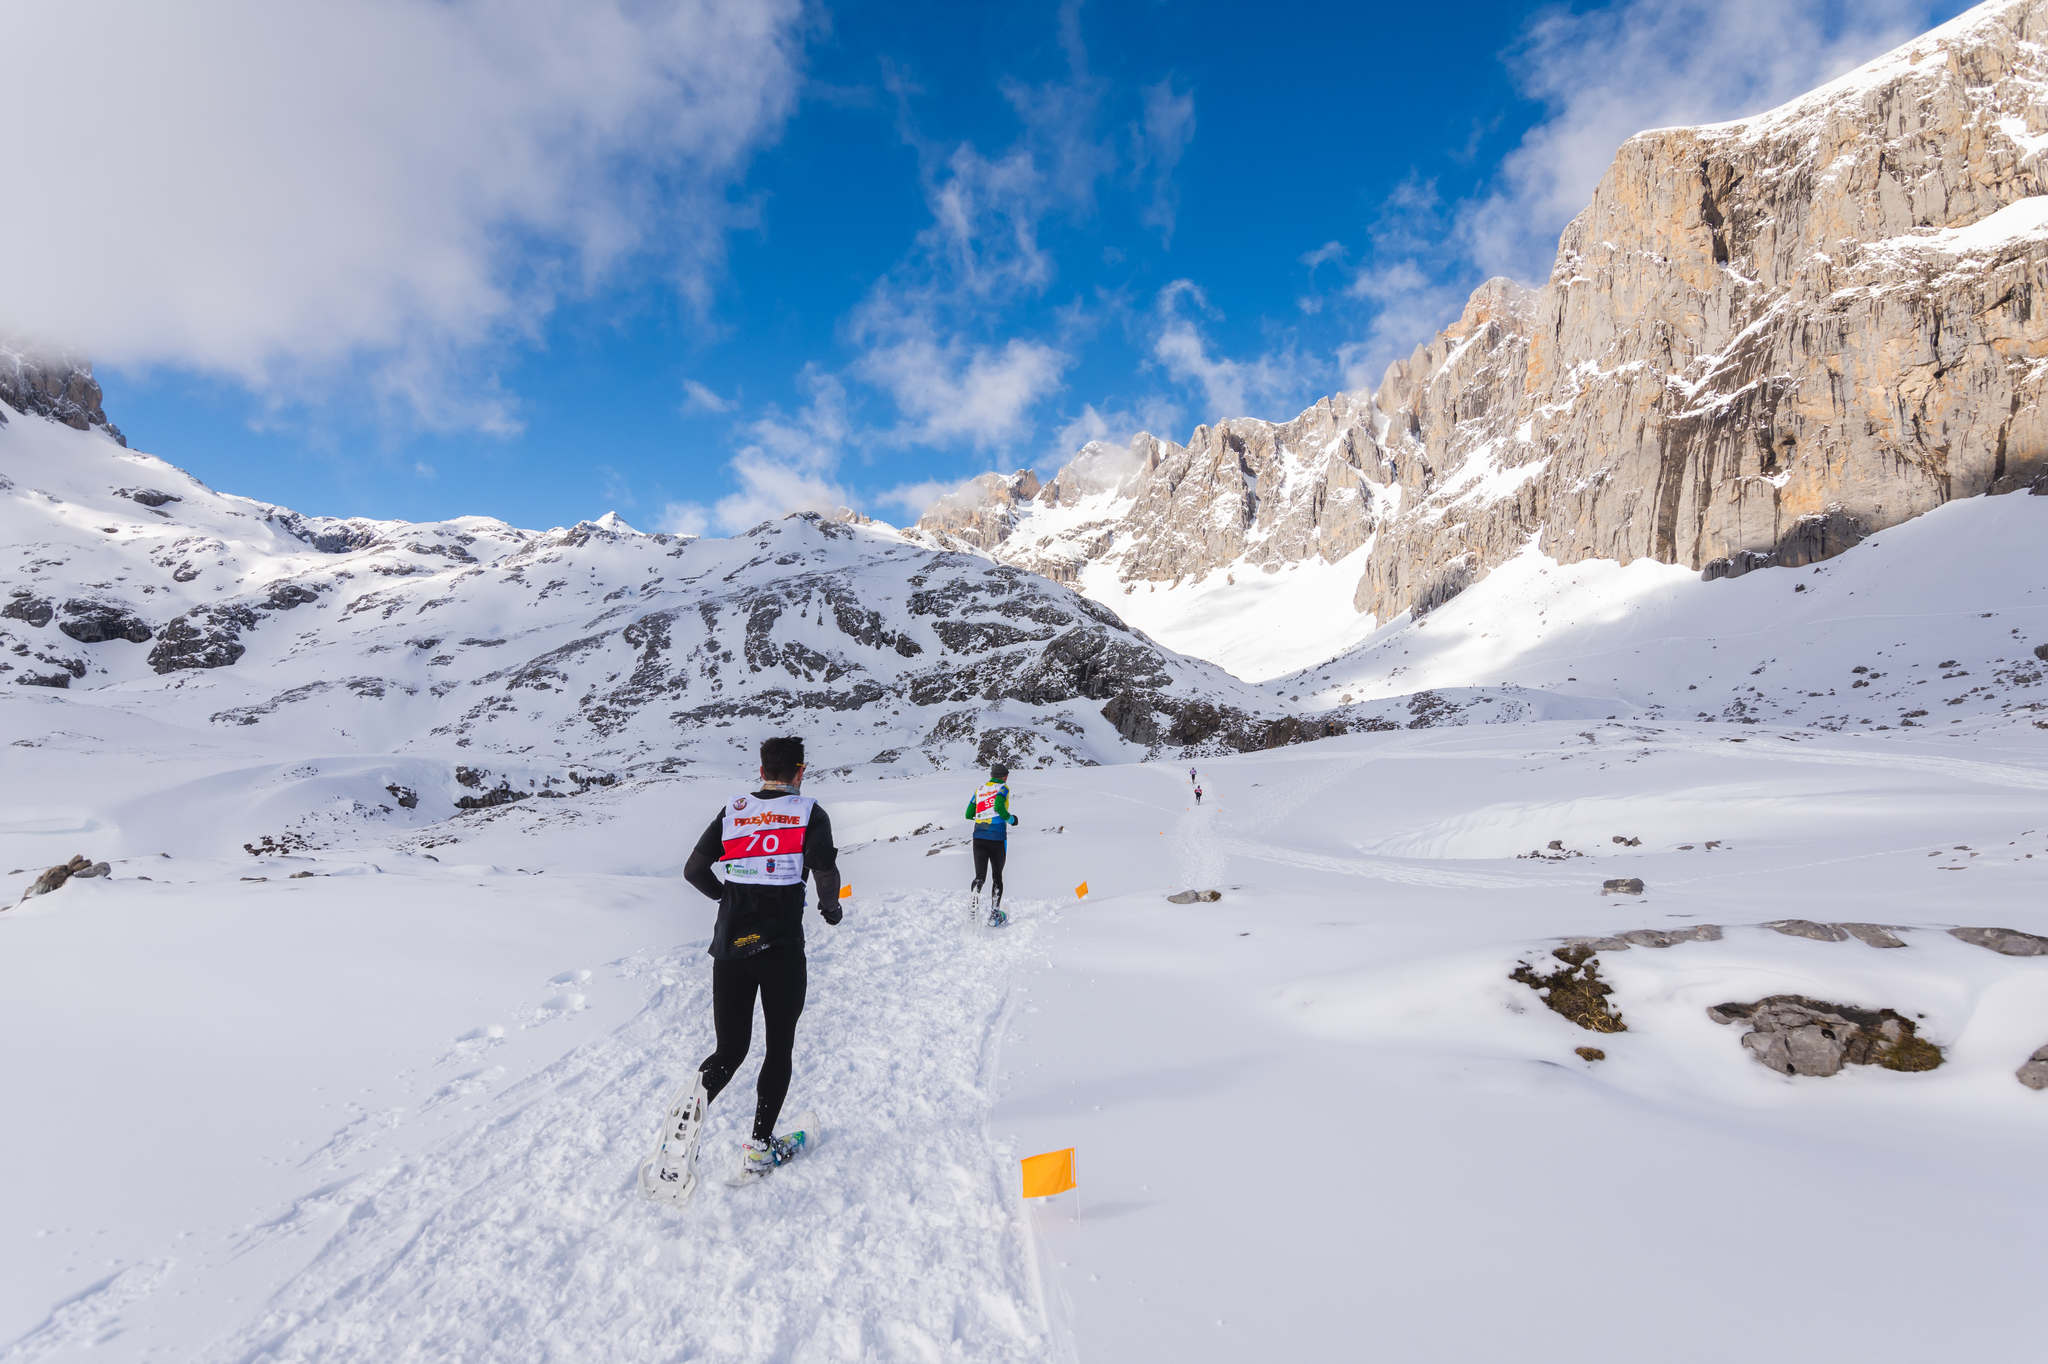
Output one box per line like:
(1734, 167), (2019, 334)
(913, 0), (2048, 673)
(0, 415), (1316, 798)
(1289, 488), (2048, 736)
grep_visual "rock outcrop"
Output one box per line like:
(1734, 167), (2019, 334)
(0, 348), (125, 446)
(18, 854), (111, 905)
(1709, 995), (1944, 1076)
(917, 0), (2048, 628)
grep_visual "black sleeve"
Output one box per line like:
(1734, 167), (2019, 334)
(682, 814), (725, 902)
(806, 804), (842, 907)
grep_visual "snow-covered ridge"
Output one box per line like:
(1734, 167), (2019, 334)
(0, 414), (1333, 793)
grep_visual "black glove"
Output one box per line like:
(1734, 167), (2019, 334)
(822, 903), (843, 926)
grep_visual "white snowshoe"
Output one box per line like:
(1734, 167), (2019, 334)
(638, 1075), (707, 1207)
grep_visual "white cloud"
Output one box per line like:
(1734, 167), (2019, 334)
(1151, 281), (1299, 423)
(681, 379), (736, 415)
(665, 367), (854, 534)
(853, 296), (1071, 448)
(1299, 241), (1347, 272)
(1049, 398), (1184, 459)
(870, 477), (971, 522)
(683, 459), (850, 535)
(0, 0), (805, 427)
(1135, 80), (1197, 243)
(658, 501), (711, 537)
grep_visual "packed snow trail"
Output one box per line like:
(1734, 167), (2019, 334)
(189, 890), (1052, 1363)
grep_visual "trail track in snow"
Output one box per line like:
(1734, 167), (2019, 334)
(189, 890), (1052, 1364)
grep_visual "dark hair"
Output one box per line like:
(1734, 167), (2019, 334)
(760, 736), (806, 781)
(989, 762), (1010, 782)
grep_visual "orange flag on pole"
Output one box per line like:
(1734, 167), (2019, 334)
(1021, 1147), (1076, 1198)
(838, 885), (852, 899)
(1075, 881), (1089, 899)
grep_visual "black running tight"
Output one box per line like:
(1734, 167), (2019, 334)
(699, 944), (807, 1142)
(972, 838), (1007, 904)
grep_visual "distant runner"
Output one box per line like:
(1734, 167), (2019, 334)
(641, 736), (842, 1201)
(1194, 784), (1204, 806)
(966, 761), (1019, 927)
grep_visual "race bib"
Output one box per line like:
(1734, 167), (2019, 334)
(717, 793), (815, 886)
(973, 782), (1004, 824)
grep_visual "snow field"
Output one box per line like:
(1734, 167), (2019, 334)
(5, 633), (2048, 1360)
(0, 868), (1055, 1362)
(993, 727), (2048, 1362)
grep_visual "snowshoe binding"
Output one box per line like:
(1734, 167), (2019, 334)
(734, 1112), (818, 1184)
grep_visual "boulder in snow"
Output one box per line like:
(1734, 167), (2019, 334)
(1708, 995), (1942, 1078)
(56, 599), (153, 644)
(1764, 919), (1849, 942)
(1948, 926), (2048, 957)
(1839, 923), (1909, 949)
(2018, 1047), (2048, 1091)
(18, 854), (110, 903)
(1166, 889), (1222, 904)
(1601, 877), (1646, 896)
(2, 592), (54, 628)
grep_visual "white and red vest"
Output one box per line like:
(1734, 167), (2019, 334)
(717, 792), (816, 887)
(971, 782), (1004, 825)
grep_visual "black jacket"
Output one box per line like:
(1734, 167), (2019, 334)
(683, 791), (841, 959)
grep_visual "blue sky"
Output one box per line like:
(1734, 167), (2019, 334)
(10, 0), (1974, 533)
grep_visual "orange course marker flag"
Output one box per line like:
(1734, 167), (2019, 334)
(1021, 1147), (1076, 1198)
(1075, 881), (1089, 899)
(838, 885), (852, 899)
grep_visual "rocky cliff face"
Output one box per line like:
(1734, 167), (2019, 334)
(913, 394), (1389, 590)
(918, 0), (2048, 632)
(0, 347), (125, 446)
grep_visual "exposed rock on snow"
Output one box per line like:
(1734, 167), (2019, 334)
(1948, 925), (2048, 955)
(1761, 920), (1912, 948)
(1709, 995), (1944, 1077)
(55, 599), (153, 644)
(147, 603), (258, 673)
(1764, 919), (1851, 942)
(3, 591), (54, 628)
(1165, 889), (1222, 903)
(1840, 923), (1911, 949)
(0, 348), (125, 446)
(1569, 925), (1723, 950)
(18, 854), (110, 904)
(2018, 1045), (2048, 1089)
(1601, 877), (1647, 896)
